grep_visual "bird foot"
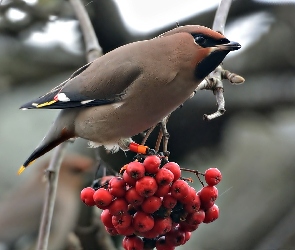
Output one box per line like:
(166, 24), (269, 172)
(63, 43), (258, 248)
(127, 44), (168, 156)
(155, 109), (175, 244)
(194, 65), (245, 121)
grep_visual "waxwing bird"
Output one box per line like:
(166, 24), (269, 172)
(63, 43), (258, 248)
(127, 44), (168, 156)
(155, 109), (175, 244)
(19, 25), (241, 174)
(0, 154), (94, 250)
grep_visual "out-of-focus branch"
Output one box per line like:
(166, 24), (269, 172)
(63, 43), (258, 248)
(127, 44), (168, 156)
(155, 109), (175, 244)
(36, 142), (67, 250)
(36, 1), (104, 250)
(69, 0), (102, 62)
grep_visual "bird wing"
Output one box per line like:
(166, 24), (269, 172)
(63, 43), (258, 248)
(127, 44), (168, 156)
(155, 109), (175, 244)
(20, 62), (93, 109)
(20, 55), (142, 109)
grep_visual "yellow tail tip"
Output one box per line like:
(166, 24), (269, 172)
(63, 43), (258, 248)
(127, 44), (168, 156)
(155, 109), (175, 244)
(17, 166), (26, 175)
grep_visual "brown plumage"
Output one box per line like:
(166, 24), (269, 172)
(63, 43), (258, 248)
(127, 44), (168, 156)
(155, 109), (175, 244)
(19, 25), (240, 173)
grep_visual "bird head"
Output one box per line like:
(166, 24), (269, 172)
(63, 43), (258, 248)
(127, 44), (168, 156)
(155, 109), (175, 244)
(160, 25), (241, 79)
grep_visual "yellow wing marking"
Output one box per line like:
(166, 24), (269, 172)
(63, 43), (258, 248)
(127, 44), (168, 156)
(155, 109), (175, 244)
(36, 100), (57, 108)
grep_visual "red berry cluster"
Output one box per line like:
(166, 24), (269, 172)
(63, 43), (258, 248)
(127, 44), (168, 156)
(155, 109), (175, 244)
(80, 154), (222, 250)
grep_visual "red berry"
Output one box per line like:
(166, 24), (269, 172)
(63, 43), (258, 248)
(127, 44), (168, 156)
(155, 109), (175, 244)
(153, 217), (172, 235)
(184, 195), (201, 213)
(101, 209), (114, 228)
(125, 187), (144, 206)
(126, 161), (145, 180)
(108, 198), (128, 216)
(154, 184), (170, 197)
(112, 213), (132, 230)
(155, 168), (174, 186)
(184, 231), (192, 244)
(133, 211), (154, 232)
(162, 162), (181, 181)
(140, 228), (160, 239)
(205, 168), (222, 186)
(171, 180), (189, 200)
(141, 196), (162, 214)
(165, 227), (186, 246)
(100, 175), (114, 186)
(80, 187), (96, 206)
(179, 186), (197, 205)
(105, 226), (118, 236)
(143, 155), (161, 174)
(123, 235), (144, 250)
(203, 204), (219, 223)
(116, 225), (135, 236)
(156, 236), (175, 250)
(162, 194), (177, 209)
(179, 221), (199, 232)
(199, 186), (218, 209)
(186, 210), (205, 225)
(123, 171), (136, 186)
(123, 236), (128, 249)
(135, 176), (158, 197)
(93, 188), (113, 208)
(127, 204), (138, 215)
(108, 177), (126, 197)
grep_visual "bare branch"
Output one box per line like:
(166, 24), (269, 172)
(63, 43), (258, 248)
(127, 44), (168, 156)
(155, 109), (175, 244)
(36, 142), (67, 250)
(212, 0), (233, 34)
(161, 115), (170, 153)
(141, 125), (157, 145)
(69, 0), (103, 62)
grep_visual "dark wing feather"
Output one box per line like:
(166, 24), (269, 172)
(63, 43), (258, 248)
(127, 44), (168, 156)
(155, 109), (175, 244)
(20, 62), (116, 109)
(20, 89), (60, 109)
(20, 45), (142, 110)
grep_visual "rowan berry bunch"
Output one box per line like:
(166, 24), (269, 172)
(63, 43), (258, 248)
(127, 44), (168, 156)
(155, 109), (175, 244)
(80, 151), (222, 250)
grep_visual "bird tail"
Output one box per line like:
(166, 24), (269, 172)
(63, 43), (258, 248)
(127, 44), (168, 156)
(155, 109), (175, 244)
(18, 110), (76, 174)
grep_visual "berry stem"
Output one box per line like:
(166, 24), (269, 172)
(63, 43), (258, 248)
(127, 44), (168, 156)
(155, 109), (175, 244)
(141, 125), (157, 145)
(180, 177), (194, 183)
(155, 128), (163, 152)
(120, 164), (128, 174)
(180, 168), (205, 187)
(160, 115), (170, 153)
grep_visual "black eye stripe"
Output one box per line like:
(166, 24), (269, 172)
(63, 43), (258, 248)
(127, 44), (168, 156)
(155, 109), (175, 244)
(192, 33), (230, 48)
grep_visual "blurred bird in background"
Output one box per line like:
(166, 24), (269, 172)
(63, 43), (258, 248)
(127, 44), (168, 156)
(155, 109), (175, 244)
(18, 25), (241, 174)
(0, 154), (94, 250)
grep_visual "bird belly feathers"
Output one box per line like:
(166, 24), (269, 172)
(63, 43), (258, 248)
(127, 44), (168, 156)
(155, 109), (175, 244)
(74, 74), (200, 145)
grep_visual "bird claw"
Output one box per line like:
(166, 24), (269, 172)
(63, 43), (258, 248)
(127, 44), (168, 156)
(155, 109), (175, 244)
(195, 65), (244, 121)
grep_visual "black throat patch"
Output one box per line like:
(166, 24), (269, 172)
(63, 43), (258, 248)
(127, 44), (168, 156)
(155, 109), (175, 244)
(194, 50), (229, 79)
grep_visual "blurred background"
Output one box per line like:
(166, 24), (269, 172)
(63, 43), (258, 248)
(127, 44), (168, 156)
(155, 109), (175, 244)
(0, 0), (295, 249)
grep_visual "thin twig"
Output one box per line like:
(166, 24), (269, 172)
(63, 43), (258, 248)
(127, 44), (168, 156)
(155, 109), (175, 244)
(161, 115), (170, 152)
(36, 142), (67, 250)
(69, 0), (102, 62)
(141, 124), (157, 145)
(155, 127), (163, 152)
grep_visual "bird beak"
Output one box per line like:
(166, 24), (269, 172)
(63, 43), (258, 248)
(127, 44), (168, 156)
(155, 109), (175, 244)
(216, 41), (241, 51)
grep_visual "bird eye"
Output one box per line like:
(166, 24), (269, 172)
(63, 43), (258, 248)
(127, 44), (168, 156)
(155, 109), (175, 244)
(195, 36), (206, 45)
